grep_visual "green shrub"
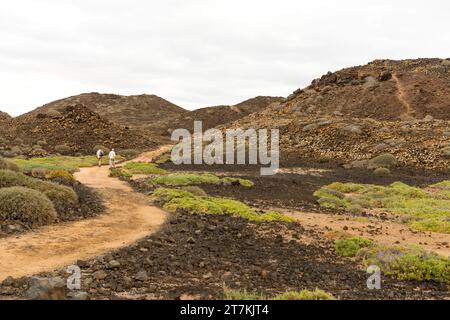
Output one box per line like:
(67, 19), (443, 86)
(180, 186), (208, 197)
(0, 169), (31, 188)
(30, 180), (78, 212)
(152, 173), (221, 186)
(123, 162), (166, 175)
(335, 236), (373, 257)
(151, 173), (254, 188)
(317, 197), (349, 209)
(373, 167), (391, 176)
(272, 289), (335, 300)
(153, 187), (294, 223)
(315, 181), (450, 234)
(152, 187), (193, 199)
(0, 187), (57, 226)
(155, 154), (171, 164)
(31, 167), (49, 178)
(0, 158), (20, 172)
(10, 155), (124, 173)
(360, 245), (450, 283)
(0, 169), (78, 212)
(368, 153), (398, 168)
(222, 177), (254, 187)
(109, 168), (133, 179)
(223, 287), (334, 300)
(46, 170), (76, 186)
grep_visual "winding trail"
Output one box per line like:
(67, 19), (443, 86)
(0, 148), (169, 281)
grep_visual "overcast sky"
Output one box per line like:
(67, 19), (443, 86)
(0, 0), (449, 115)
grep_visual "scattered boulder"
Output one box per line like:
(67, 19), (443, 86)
(378, 71), (392, 81)
(340, 124), (362, 135)
(93, 270), (108, 281)
(25, 277), (67, 300)
(135, 270), (148, 282)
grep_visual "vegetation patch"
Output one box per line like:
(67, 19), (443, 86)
(10, 155), (124, 173)
(0, 186), (57, 227)
(109, 168), (133, 179)
(0, 158), (20, 172)
(359, 245), (450, 284)
(122, 162), (166, 175)
(223, 287), (334, 300)
(315, 180), (450, 233)
(0, 169), (78, 214)
(334, 236), (373, 257)
(151, 173), (254, 188)
(152, 187), (294, 223)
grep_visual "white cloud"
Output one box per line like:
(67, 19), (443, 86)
(0, 0), (449, 115)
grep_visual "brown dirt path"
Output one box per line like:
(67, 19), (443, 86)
(285, 210), (450, 257)
(392, 73), (414, 120)
(0, 149), (169, 281)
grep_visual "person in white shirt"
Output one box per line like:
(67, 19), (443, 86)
(108, 148), (117, 169)
(96, 149), (104, 167)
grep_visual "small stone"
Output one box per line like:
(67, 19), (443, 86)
(135, 271), (148, 282)
(187, 237), (196, 244)
(107, 260), (121, 269)
(2, 276), (14, 287)
(202, 272), (212, 279)
(67, 291), (89, 300)
(93, 270), (108, 281)
(26, 277), (67, 300)
(76, 260), (89, 268)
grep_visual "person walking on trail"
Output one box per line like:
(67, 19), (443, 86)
(96, 148), (104, 167)
(109, 148), (117, 169)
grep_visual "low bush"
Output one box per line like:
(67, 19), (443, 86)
(373, 167), (391, 176)
(0, 169), (78, 213)
(152, 187), (294, 223)
(151, 173), (254, 188)
(223, 287), (334, 300)
(29, 180), (79, 212)
(0, 158), (20, 172)
(335, 236), (373, 257)
(222, 177), (255, 187)
(180, 186), (208, 197)
(359, 245), (450, 283)
(31, 167), (49, 179)
(46, 170), (76, 186)
(109, 168), (133, 179)
(10, 155), (124, 173)
(0, 187), (57, 227)
(368, 153), (398, 169)
(315, 180), (450, 233)
(123, 162), (166, 175)
(152, 173), (221, 186)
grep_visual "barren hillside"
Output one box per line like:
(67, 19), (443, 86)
(225, 59), (450, 170)
(150, 96), (284, 136)
(24, 93), (186, 129)
(0, 104), (156, 156)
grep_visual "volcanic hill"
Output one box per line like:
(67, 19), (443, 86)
(150, 96), (284, 136)
(226, 59), (450, 170)
(25, 93), (186, 129)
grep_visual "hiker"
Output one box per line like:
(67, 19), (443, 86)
(96, 148), (104, 167)
(109, 148), (117, 169)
